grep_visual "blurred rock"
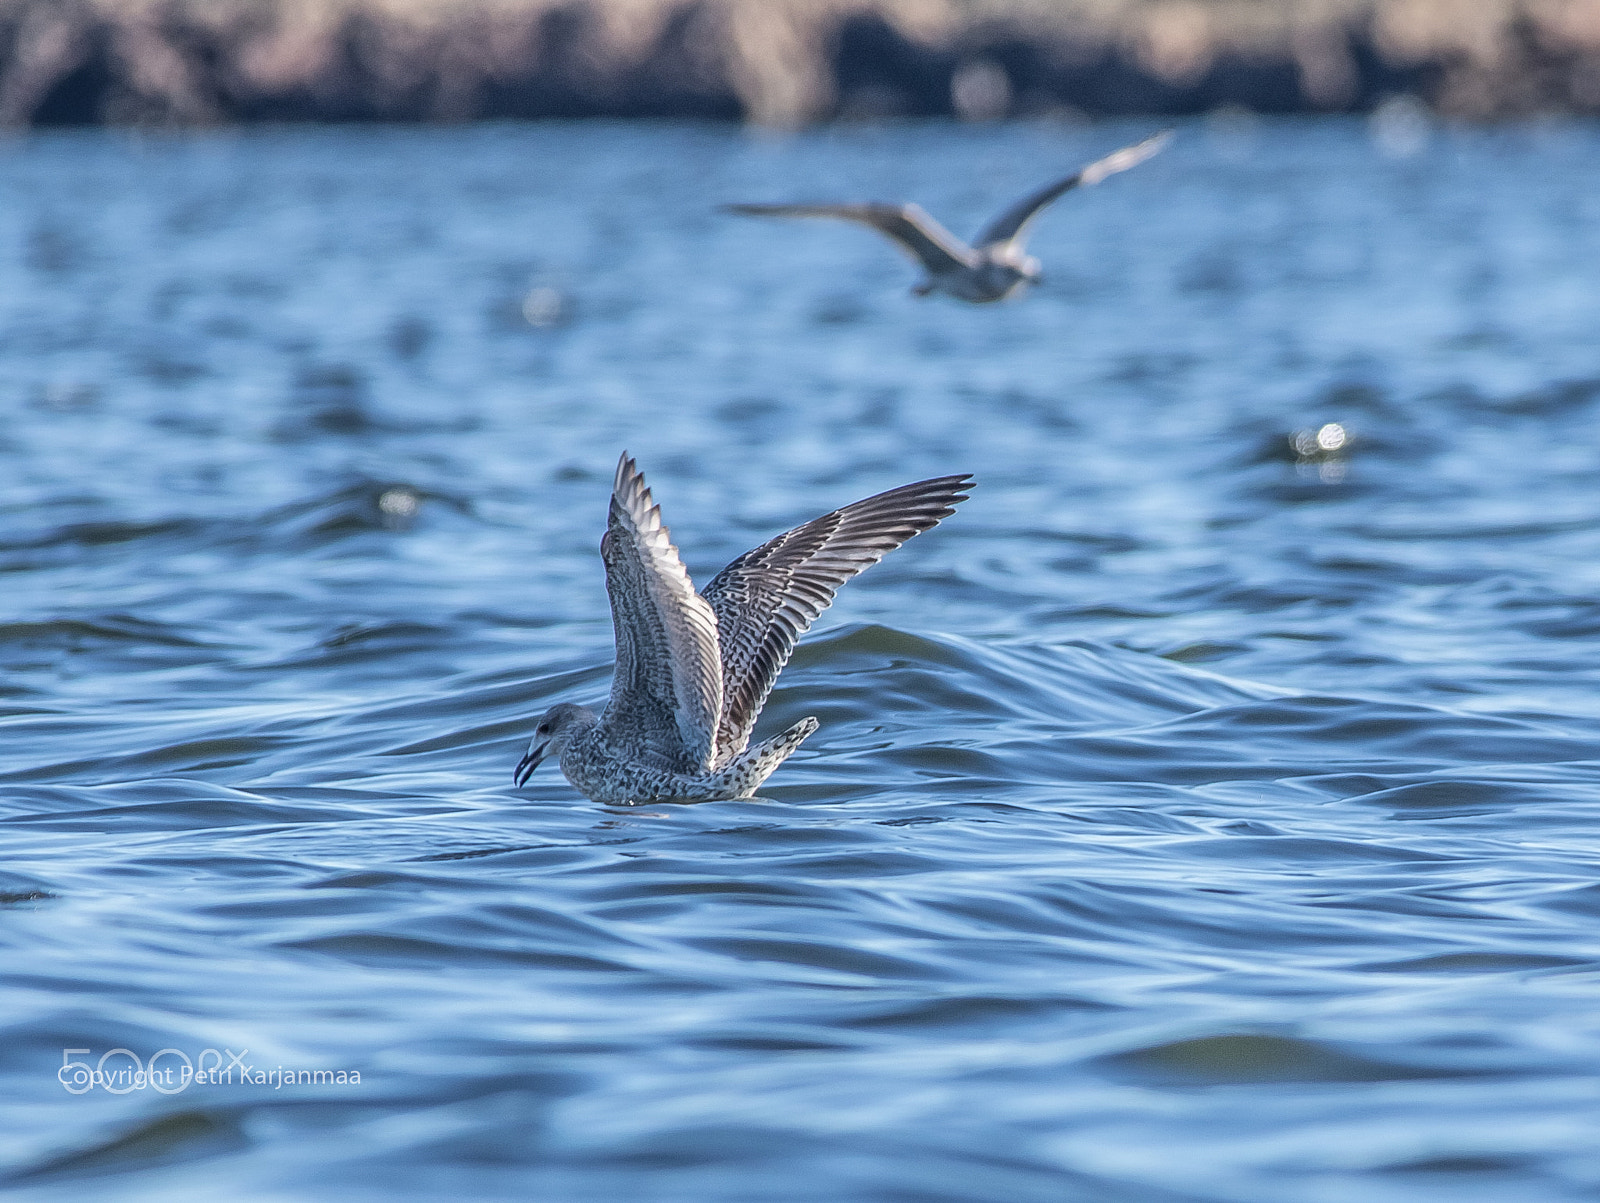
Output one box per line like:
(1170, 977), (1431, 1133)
(0, 1), (1596, 128)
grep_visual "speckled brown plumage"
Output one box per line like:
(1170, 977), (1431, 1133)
(515, 454), (973, 804)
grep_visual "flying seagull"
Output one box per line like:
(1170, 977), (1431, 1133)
(516, 454), (973, 803)
(725, 130), (1172, 303)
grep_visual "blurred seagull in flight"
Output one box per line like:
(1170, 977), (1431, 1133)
(725, 130), (1171, 304)
(516, 454), (973, 803)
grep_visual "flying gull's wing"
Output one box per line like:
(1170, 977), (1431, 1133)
(725, 202), (979, 275)
(700, 474), (974, 762)
(975, 130), (1172, 250)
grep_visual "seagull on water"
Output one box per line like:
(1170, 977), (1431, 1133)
(725, 130), (1171, 304)
(515, 454), (973, 803)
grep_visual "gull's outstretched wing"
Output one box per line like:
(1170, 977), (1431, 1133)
(700, 474), (974, 763)
(974, 130), (1173, 250)
(724, 203), (979, 275)
(600, 454), (724, 771)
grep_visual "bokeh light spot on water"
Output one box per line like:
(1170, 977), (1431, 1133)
(1289, 422), (1351, 484)
(1290, 421), (1350, 459)
(1371, 94), (1432, 158)
(35, 379), (98, 411)
(376, 488), (422, 527)
(521, 285), (569, 327)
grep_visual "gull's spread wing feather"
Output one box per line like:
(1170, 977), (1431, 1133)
(600, 454), (723, 770)
(975, 130), (1173, 250)
(725, 203), (979, 274)
(700, 474), (974, 762)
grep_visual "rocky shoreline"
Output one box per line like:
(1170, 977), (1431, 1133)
(5, 0), (1599, 127)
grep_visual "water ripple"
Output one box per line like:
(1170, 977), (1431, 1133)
(5, 120), (1600, 1201)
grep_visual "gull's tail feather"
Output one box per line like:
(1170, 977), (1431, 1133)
(716, 716), (820, 799)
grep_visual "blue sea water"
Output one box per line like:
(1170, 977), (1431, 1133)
(4, 116), (1600, 1201)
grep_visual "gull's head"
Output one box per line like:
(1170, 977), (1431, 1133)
(514, 702), (596, 787)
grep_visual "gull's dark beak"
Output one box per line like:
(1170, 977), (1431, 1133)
(514, 741), (547, 788)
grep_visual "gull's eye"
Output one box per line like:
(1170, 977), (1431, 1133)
(537, 722), (550, 735)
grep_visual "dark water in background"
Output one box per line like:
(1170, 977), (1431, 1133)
(4, 116), (1600, 1201)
